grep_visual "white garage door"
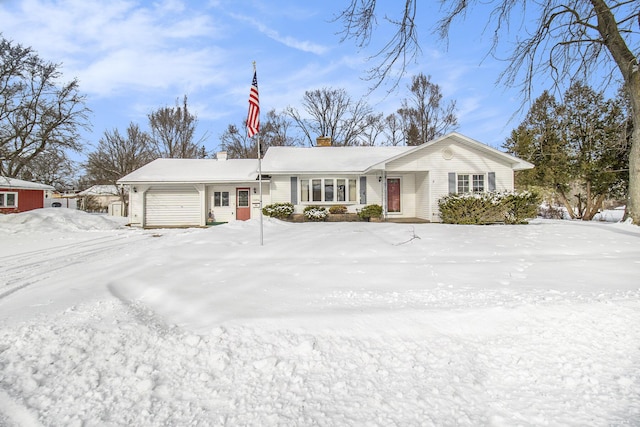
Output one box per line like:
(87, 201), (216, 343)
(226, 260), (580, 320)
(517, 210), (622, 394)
(145, 186), (201, 227)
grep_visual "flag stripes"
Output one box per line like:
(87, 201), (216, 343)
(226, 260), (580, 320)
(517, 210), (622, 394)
(247, 71), (260, 138)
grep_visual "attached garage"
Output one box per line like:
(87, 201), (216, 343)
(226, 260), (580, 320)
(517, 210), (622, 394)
(144, 186), (201, 227)
(118, 157), (267, 228)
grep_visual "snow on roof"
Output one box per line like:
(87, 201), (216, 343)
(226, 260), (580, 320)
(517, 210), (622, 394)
(0, 176), (55, 191)
(117, 158), (260, 184)
(262, 146), (412, 173)
(78, 185), (120, 196)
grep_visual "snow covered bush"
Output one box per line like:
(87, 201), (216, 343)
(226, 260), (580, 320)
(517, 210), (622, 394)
(329, 205), (347, 214)
(358, 204), (383, 221)
(303, 205), (328, 221)
(502, 191), (541, 224)
(438, 191), (540, 224)
(262, 202), (294, 219)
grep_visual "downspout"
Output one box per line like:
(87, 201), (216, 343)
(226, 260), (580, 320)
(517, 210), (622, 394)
(381, 170), (387, 220)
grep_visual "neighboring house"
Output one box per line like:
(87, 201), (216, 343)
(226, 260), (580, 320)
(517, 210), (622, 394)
(0, 177), (55, 214)
(118, 133), (534, 228)
(78, 185), (122, 214)
(118, 153), (267, 227)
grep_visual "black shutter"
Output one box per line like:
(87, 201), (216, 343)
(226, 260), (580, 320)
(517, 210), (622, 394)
(448, 172), (456, 194)
(359, 176), (367, 204)
(290, 177), (298, 204)
(488, 172), (496, 192)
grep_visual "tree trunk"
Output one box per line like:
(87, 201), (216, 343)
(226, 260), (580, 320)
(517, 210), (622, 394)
(556, 190), (576, 219)
(628, 123), (640, 223)
(590, 0), (640, 223)
(583, 193), (606, 221)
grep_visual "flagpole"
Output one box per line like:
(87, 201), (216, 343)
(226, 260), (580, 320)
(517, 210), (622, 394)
(258, 131), (263, 246)
(249, 60), (264, 246)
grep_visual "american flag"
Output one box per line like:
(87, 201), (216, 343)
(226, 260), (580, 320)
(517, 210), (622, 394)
(247, 70), (260, 138)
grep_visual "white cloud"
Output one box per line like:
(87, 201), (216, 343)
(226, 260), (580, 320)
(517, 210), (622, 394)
(229, 13), (329, 55)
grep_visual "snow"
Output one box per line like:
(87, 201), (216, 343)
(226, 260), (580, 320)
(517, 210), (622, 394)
(0, 177), (54, 191)
(1, 208), (639, 426)
(118, 158), (259, 183)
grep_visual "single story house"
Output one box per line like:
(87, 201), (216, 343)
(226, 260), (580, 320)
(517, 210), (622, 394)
(118, 132), (534, 228)
(0, 177), (55, 214)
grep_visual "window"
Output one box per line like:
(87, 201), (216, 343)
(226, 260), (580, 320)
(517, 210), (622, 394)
(214, 191), (229, 207)
(457, 174), (485, 194)
(337, 179), (346, 202)
(312, 179), (322, 201)
(324, 180), (334, 202)
(457, 175), (469, 194)
(300, 178), (358, 203)
(472, 174), (485, 192)
(0, 192), (17, 208)
(237, 190), (249, 207)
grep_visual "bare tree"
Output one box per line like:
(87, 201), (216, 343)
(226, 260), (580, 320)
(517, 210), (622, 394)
(286, 87), (374, 146)
(17, 148), (77, 190)
(148, 95), (207, 158)
(382, 113), (406, 146)
(399, 73), (458, 145)
(0, 36), (90, 178)
(219, 109), (299, 159)
(84, 123), (157, 214)
(336, 1), (640, 223)
(261, 109), (302, 148)
(219, 123), (255, 159)
(361, 112), (386, 146)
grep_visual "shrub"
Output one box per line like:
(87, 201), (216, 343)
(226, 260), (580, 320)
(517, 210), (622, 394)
(438, 191), (540, 224)
(358, 204), (383, 221)
(502, 191), (541, 224)
(303, 205), (328, 221)
(329, 205), (347, 214)
(262, 202), (294, 219)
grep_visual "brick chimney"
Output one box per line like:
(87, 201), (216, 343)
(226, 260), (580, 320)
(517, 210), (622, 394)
(316, 136), (332, 147)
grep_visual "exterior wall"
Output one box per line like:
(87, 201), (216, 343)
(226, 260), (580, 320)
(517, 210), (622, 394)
(269, 176), (291, 205)
(386, 140), (516, 222)
(365, 173), (383, 208)
(414, 172), (430, 219)
(127, 186), (148, 227)
(206, 182), (270, 222)
(0, 188), (44, 213)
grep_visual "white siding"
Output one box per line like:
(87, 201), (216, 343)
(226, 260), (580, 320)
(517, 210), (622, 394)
(128, 187), (148, 227)
(145, 185), (201, 227)
(415, 172), (429, 220)
(207, 185), (235, 222)
(206, 182), (271, 222)
(366, 173), (383, 207)
(270, 176), (291, 205)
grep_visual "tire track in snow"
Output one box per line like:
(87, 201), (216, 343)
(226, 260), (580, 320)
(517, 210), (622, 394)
(0, 233), (145, 301)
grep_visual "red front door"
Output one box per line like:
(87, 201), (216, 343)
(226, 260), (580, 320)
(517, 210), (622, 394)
(236, 188), (251, 220)
(387, 178), (401, 213)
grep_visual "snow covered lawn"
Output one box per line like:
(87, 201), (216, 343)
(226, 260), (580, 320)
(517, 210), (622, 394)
(1, 209), (639, 426)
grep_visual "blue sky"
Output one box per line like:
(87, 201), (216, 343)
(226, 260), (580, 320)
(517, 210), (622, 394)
(2, 0), (552, 160)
